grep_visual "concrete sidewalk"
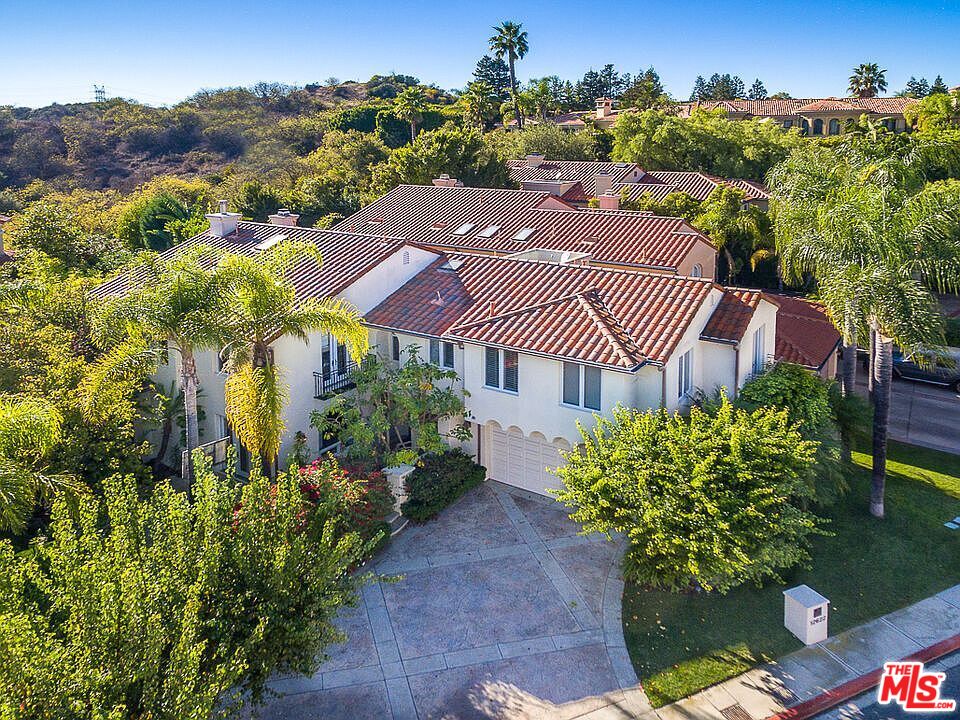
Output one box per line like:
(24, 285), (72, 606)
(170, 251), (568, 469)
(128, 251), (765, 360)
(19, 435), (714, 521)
(654, 584), (960, 720)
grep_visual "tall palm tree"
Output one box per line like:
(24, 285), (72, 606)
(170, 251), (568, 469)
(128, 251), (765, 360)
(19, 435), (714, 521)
(489, 21), (529, 130)
(848, 63), (888, 98)
(694, 184), (766, 284)
(215, 242), (368, 471)
(0, 396), (79, 533)
(459, 81), (497, 131)
(770, 141), (960, 517)
(394, 86), (428, 143)
(88, 246), (223, 481)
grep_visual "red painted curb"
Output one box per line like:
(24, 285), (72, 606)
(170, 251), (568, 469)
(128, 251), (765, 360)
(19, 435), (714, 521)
(766, 632), (960, 720)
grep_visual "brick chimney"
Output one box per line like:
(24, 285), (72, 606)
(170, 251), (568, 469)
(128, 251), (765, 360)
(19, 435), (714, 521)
(598, 193), (620, 210)
(595, 97), (613, 119)
(525, 153), (546, 168)
(205, 200), (241, 238)
(432, 174), (463, 187)
(268, 208), (300, 226)
(594, 172), (614, 197)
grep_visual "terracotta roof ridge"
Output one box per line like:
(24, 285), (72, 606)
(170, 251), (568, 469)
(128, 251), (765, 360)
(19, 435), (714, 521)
(450, 289), (591, 331)
(574, 290), (645, 366)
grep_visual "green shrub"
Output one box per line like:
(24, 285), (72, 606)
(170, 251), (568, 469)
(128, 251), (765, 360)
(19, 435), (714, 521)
(400, 449), (486, 522)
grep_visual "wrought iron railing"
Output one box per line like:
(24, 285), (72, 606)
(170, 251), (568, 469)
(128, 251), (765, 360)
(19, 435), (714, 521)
(314, 362), (358, 398)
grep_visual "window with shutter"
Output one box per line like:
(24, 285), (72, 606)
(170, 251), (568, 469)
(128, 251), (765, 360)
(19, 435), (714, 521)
(583, 366), (601, 410)
(442, 341), (455, 369)
(503, 351), (518, 392)
(562, 362), (580, 405)
(485, 347), (500, 388)
(429, 339), (440, 365)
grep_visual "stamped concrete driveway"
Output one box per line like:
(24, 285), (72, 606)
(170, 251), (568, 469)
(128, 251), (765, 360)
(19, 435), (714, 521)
(246, 481), (649, 720)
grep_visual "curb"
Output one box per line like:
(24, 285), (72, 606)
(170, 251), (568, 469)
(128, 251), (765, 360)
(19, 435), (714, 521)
(766, 632), (960, 720)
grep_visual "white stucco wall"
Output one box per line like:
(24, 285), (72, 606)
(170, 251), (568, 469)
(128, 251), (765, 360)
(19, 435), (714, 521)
(736, 299), (778, 388)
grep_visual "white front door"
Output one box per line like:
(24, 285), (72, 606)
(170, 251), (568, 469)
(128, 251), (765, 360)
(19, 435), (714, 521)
(484, 424), (565, 495)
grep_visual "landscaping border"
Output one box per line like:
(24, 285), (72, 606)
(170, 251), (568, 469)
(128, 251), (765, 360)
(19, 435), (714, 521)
(766, 632), (960, 720)
(600, 537), (640, 690)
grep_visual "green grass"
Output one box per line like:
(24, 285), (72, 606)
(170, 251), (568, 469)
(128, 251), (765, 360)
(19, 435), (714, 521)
(623, 440), (960, 707)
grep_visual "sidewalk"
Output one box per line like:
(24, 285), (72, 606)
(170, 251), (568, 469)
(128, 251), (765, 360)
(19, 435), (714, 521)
(654, 583), (960, 720)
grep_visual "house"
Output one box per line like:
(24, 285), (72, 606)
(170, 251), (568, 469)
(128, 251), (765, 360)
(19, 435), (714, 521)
(94, 194), (838, 497)
(674, 96), (916, 135)
(508, 157), (771, 209)
(364, 254), (778, 494)
(334, 183), (718, 278)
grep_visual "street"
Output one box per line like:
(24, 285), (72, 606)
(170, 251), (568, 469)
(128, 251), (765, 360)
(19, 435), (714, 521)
(856, 376), (960, 455)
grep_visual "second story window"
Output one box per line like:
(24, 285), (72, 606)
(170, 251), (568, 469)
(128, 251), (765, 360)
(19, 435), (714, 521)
(429, 339), (455, 369)
(678, 349), (693, 399)
(484, 346), (519, 392)
(562, 362), (601, 410)
(752, 325), (766, 375)
(391, 335), (401, 362)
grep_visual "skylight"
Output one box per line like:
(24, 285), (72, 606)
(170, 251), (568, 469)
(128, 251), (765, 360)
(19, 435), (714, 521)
(476, 225), (500, 238)
(512, 227), (537, 242)
(254, 233), (287, 251)
(452, 222), (475, 236)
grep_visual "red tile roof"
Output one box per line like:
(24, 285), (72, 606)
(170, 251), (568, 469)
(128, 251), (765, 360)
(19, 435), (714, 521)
(676, 96), (915, 118)
(365, 253), (717, 368)
(336, 184), (713, 272)
(700, 289), (763, 343)
(647, 172), (771, 202)
(508, 160), (647, 197)
(92, 222), (415, 304)
(765, 294), (841, 370)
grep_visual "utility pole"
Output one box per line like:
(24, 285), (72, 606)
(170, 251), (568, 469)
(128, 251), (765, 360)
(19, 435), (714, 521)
(93, 85), (106, 103)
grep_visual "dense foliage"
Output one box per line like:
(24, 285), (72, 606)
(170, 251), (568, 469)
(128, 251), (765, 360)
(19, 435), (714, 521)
(0, 455), (371, 719)
(555, 398), (823, 593)
(400, 449), (486, 522)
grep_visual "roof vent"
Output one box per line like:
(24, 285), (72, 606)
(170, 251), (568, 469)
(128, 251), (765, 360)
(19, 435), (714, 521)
(432, 174), (462, 187)
(268, 208), (300, 227)
(431, 221), (448, 230)
(254, 233), (287, 251)
(205, 199), (241, 237)
(525, 153), (545, 168)
(368, 218), (384, 225)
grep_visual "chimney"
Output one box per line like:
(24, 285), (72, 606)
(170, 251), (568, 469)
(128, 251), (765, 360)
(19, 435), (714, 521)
(525, 153), (546, 168)
(594, 172), (614, 197)
(598, 192), (620, 210)
(268, 208), (300, 227)
(205, 200), (241, 238)
(595, 97), (613, 119)
(432, 174), (462, 187)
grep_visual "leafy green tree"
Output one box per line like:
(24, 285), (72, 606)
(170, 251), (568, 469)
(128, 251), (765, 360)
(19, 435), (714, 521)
(303, 129), (389, 195)
(748, 78), (768, 100)
(0, 457), (370, 719)
(393, 86), (429, 143)
(312, 346), (470, 468)
(372, 126), (512, 193)
(216, 242), (368, 469)
(694, 184), (771, 283)
(690, 75), (709, 101)
(458, 81), (499, 131)
(620, 68), (669, 110)
(848, 63), (888, 98)
(555, 397), (822, 593)
(233, 179), (284, 222)
(616, 189), (702, 221)
(486, 124), (598, 162)
(901, 76), (930, 98)
(88, 247), (224, 480)
(0, 396), (81, 533)
(929, 75), (950, 95)
(905, 90), (960, 132)
(473, 55), (511, 100)
(113, 177), (213, 251)
(489, 21), (530, 129)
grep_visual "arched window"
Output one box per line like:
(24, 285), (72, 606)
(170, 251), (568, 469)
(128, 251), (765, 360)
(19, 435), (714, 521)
(690, 263), (703, 278)
(800, 119), (810, 136)
(828, 118), (840, 135)
(812, 118), (824, 135)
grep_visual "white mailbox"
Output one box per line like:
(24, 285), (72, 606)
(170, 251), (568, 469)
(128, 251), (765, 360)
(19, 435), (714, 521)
(783, 585), (829, 645)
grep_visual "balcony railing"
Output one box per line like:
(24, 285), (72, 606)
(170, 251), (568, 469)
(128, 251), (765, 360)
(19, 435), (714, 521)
(314, 362), (358, 398)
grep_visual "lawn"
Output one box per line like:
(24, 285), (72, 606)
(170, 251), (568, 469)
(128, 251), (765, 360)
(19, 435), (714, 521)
(622, 440), (960, 707)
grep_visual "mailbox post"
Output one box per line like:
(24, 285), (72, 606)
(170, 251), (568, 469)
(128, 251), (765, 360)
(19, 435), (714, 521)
(783, 585), (829, 645)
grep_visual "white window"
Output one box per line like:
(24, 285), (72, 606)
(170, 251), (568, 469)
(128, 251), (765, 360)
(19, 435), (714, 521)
(429, 339), (455, 369)
(484, 347), (518, 392)
(678, 349), (693, 399)
(561, 362), (601, 410)
(752, 325), (766, 375)
(690, 263), (703, 278)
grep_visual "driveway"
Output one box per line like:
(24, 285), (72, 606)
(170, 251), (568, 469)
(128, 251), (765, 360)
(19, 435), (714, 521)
(246, 481), (648, 720)
(856, 377), (960, 455)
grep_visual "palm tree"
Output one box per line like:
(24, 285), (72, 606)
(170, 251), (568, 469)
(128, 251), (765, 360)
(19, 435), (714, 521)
(88, 246), (223, 481)
(459, 81), (497, 131)
(489, 21), (529, 130)
(694, 185), (766, 284)
(215, 241), (368, 471)
(0, 396), (79, 533)
(770, 141), (960, 517)
(394, 86), (428, 143)
(848, 63), (888, 98)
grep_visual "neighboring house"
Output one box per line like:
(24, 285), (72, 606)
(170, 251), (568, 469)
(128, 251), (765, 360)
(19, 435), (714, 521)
(335, 183), (718, 278)
(765, 294), (841, 379)
(94, 197), (838, 496)
(508, 157), (771, 210)
(365, 253), (778, 494)
(674, 96), (916, 135)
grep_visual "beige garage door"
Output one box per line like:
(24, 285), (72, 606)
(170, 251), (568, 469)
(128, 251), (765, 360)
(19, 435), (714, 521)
(484, 424), (565, 495)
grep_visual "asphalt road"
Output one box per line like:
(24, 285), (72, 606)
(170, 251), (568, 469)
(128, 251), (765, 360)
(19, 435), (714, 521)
(856, 375), (960, 455)
(831, 657), (960, 719)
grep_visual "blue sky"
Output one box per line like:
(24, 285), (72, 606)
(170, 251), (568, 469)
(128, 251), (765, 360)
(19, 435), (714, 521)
(3, 0), (959, 107)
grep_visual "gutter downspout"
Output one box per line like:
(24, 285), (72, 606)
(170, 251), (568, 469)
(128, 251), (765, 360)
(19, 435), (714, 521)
(733, 344), (740, 398)
(659, 366), (667, 409)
